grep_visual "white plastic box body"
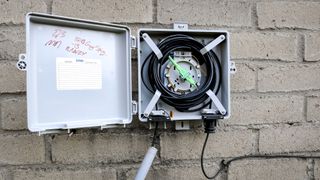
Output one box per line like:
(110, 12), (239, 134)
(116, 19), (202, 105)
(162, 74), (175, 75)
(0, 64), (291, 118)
(137, 28), (231, 122)
(24, 13), (133, 132)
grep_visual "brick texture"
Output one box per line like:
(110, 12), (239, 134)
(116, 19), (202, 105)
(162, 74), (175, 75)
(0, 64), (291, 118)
(227, 95), (304, 125)
(127, 165), (224, 180)
(52, 0), (153, 23)
(231, 63), (255, 92)
(0, 26), (25, 60)
(13, 169), (117, 180)
(0, 169), (9, 180)
(228, 159), (308, 180)
(257, 2), (320, 30)
(0, 134), (45, 164)
(0, 1), (318, 180)
(259, 126), (320, 154)
(305, 33), (320, 61)
(157, 0), (251, 27)
(161, 130), (256, 160)
(307, 97), (320, 122)
(52, 133), (149, 164)
(0, 0), (47, 24)
(315, 160), (320, 180)
(258, 64), (320, 92)
(1, 97), (27, 130)
(231, 32), (297, 61)
(0, 61), (26, 93)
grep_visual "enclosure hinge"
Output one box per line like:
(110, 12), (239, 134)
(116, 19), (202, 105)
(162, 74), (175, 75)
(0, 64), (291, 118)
(131, 35), (137, 49)
(132, 100), (138, 115)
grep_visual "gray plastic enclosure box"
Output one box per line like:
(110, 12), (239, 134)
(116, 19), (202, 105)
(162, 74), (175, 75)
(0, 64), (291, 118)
(22, 13), (232, 133)
(137, 29), (231, 122)
(24, 13), (133, 132)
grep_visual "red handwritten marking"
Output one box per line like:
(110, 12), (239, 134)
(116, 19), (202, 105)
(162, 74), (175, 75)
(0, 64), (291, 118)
(84, 41), (94, 50)
(45, 40), (62, 48)
(94, 46), (106, 56)
(71, 42), (80, 49)
(45, 29), (66, 48)
(52, 29), (66, 38)
(45, 29), (107, 57)
(65, 46), (87, 56)
(73, 37), (107, 56)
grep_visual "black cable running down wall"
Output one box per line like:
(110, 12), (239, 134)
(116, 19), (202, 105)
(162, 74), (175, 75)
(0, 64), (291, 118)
(201, 132), (320, 179)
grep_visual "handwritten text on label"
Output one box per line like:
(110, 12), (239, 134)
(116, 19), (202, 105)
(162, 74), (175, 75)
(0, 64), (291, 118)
(44, 29), (108, 57)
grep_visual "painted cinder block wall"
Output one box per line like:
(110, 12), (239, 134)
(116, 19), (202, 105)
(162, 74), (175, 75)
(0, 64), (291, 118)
(0, 0), (320, 179)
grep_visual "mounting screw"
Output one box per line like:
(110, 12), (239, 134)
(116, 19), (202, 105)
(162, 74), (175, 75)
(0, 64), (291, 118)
(17, 61), (27, 70)
(17, 54), (27, 71)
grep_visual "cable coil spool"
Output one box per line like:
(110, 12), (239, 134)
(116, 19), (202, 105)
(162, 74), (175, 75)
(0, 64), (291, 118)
(141, 34), (222, 112)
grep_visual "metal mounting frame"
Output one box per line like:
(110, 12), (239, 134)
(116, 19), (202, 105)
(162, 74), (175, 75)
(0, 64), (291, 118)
(200, 35), (225, 55)
(142, 33), (163, 59)
(143, 90), (161, 118)
(206, 89), (226, 115)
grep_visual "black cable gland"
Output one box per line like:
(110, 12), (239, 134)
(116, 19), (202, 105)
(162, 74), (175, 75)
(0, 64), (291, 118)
(204, 119), (217, 133)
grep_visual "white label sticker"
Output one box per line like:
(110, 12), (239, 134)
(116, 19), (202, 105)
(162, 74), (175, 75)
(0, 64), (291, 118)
(56, 57), (102, 90)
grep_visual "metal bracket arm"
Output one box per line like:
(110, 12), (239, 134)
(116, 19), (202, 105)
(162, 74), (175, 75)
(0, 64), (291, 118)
(143, 90), (161, 117)
(200, 35), (225, 55)
(206, 90), (226, 115)
(142, 33), (163, 59)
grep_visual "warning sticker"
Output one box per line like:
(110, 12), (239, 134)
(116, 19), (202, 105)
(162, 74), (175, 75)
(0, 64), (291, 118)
(56, 57), (102, 90)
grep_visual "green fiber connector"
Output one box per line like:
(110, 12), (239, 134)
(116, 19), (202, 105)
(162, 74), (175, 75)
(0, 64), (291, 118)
(168, 56), (196, 86)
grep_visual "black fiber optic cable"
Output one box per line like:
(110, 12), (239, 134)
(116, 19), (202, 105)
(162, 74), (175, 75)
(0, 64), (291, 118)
(151, 122), (159, 147)
(141, 34), (222, 112)
(200, 132), (320, 179)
